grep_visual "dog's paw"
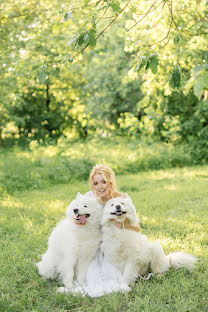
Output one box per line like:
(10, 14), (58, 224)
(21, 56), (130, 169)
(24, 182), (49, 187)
(57, 286), (86, 296)
(57, 281), (74, 293)
(120, 283), (131, 292)
(57, 287), (69, 293)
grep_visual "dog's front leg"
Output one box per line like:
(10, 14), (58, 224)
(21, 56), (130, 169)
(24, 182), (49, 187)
(76, 258), (90, 286)
(61, 256), (76, 290)
(123, 260), (137, 286)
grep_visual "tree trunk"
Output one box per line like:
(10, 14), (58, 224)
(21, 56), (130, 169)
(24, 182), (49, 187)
(46, 82), (50, 111)
(0, 128), (2, 145)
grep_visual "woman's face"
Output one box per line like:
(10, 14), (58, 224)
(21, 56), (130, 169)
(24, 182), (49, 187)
(92, 172), (110, 198)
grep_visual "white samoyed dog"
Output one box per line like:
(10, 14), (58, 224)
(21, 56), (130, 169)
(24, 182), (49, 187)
(101, 197), (198, 285)
(37, 193), (102, 290)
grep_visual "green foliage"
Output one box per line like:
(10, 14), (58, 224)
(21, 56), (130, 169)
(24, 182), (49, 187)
(137, 54), (159, 74)
(0, 137), (195, 195)
(186, 64), (208, 99)
(169, 64), (182, 90)
(37, 66), (48, 84)
(8, 90), (68, 141)
(110, 1), (121, 13)
(163, 90), (208, 160)
(0, 0), (208, 155)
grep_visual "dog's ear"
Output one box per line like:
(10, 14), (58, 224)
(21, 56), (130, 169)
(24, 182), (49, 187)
(75, 192), (85, 200)
(76, 192), (81, 199)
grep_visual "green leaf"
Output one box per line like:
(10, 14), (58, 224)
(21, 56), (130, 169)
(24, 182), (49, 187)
(148, 54), (159, 74)
(173, 34), (182, 46)
(151, 65), (158, 74)
(203, 75), (208, 88)
(53, 22), (61, 35)
(129, 5), (137, 13)
(88, 28), (97, 47)
(149, 54), (158, 66)
(67, 35), (78, 47)
(77, 34), (85, 46)
(193, 78), (204, 98)
(193, 64), (208, 73)
(137, 56), (147, 72)
(37, 71), (46, 84)
(145, 59), (150, 70)
(53, 16), (63, 35)
(111, 1), (121, 13)
(84, 33), (90, 43)
(169, 64), (181, 89)
(84, 0), (90, 6)
(64, 12), (72, 22)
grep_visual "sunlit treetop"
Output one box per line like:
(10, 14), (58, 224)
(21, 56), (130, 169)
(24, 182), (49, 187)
(54, 0), (208, 93)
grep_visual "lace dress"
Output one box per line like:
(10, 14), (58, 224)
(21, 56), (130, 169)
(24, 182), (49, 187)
(59, 191), (139, 297)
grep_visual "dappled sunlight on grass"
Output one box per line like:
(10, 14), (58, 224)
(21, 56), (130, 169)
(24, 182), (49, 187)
(0, 137), (198, 194)
(143, 166), (208, 182)
(0, 182), (90, 245)
(1, 165), (207, 257)
(40, 146), (60, 158)
(1, 195), (20, 208)
(47, 199), (66, 212)
(164, 184), (177, 191)
(150, 170), (178, 180)
(141, 215), (205, 256)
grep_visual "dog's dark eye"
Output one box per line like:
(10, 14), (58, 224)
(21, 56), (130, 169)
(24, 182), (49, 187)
(121, 203), (124, 205)
(111, 204), (114, 206)
(84, 205), (87, 208)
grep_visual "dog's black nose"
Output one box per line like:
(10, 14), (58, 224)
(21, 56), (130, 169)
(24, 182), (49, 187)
(73, 208), (79, 214)
(116, 204), (121, 211)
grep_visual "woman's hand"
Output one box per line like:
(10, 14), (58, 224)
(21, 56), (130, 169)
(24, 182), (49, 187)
(111, 219), (141, 232)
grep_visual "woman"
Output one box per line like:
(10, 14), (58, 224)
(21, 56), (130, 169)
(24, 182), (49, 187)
(75, 164), (140, 297)
(87, 164), (140, 232)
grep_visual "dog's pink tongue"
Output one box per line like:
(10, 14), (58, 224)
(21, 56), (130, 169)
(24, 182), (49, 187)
(79, 215), (87, 224)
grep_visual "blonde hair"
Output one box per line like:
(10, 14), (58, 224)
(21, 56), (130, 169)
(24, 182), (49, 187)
(89, 164), (117, 198)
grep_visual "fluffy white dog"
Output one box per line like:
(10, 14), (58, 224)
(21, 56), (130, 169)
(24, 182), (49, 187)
(37, 193), (102, 290)
(101, 197), (198, 285)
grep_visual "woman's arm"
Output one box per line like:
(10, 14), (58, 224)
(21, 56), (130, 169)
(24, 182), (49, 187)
(111, 193), (141, 232)
(112, 219), (141, 232)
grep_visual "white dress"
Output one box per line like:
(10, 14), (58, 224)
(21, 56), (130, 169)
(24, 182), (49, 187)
(59, 191), (139, 297)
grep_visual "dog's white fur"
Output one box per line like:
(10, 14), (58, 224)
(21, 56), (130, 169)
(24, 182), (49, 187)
(37, 193), (102, 289)
(101, 197), (197, 285)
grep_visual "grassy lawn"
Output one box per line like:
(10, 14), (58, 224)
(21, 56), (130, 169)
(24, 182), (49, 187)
(0, 137), (194, 194)
(0, 165), (208, 311)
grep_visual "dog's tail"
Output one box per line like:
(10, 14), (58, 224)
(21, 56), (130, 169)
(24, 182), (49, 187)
(167, 251), (198, 271)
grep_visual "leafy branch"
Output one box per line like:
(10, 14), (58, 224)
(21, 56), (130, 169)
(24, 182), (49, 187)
(127, 0), (158, 32)
(73, 0), (132, 58)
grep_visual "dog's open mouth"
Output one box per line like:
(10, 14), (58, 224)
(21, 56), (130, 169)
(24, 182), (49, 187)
(110, 211), (126, 216)
(74, 214), (90, 224)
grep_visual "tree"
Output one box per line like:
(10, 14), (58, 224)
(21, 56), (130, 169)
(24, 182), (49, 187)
(0, 0), (84, 141)
(1, 0), (208, 147)
(57, 0), (207, 94)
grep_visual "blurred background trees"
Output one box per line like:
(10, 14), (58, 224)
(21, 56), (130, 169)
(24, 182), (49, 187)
(0, 0), (208, 159)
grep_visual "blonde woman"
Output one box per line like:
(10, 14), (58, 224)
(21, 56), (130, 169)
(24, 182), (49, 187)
(76, 164), (140, 296)
(85, 164), (140, 232)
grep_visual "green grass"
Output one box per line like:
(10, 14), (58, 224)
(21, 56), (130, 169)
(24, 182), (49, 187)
(0, 164), (208, 312)
(0, 136), (194, 195)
